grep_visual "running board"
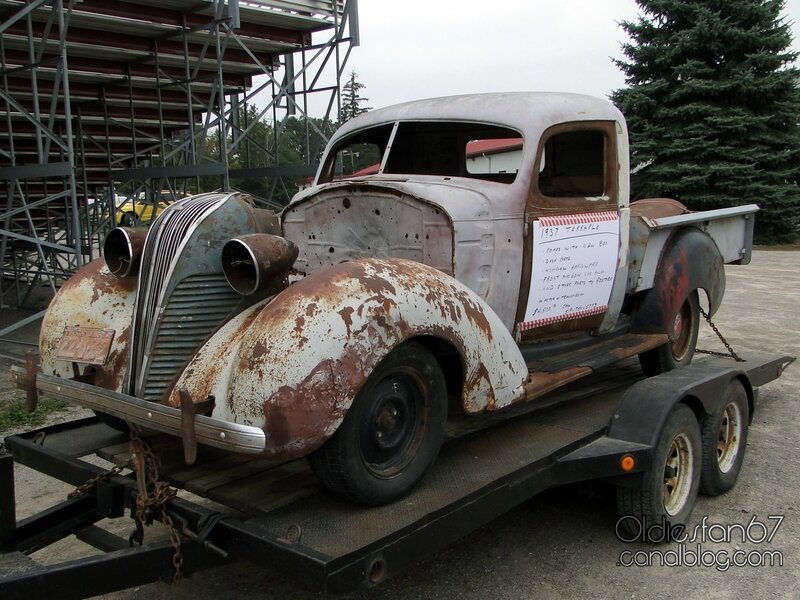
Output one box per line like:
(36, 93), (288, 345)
(521, 333), (668, 402)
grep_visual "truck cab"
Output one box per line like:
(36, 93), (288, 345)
(284, 93), (631, 342)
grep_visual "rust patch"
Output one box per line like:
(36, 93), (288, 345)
(339, 306), (354, 337)
(305, 302), (319, 317)
(252, 340), (269, 360)
(464, 362), (496, 411)
(262, 359), (344, 459)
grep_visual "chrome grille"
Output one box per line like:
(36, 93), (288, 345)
(140, 273), (242, 402)
(129, 193), (229, 397)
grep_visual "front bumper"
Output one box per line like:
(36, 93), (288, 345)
(9, 367), (266, 455)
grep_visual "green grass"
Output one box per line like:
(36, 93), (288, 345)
(0, 397), (68, 433)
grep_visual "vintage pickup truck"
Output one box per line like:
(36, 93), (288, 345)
(22, 92), (757, 505)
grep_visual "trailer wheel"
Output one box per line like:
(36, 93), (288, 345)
(617, 404), (701, 540)
(309, 341), (447, 505)
(639, 291), (700, 376)
(700, 379), (749, 496)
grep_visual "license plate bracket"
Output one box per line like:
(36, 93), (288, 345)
(56, 326), (116, 365)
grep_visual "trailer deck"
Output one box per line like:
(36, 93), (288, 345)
(0, 353), (793, 596)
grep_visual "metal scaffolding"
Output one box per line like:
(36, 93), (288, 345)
(0, 0), (358, 331)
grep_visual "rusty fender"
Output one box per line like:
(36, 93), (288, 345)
(167, 257), (528, 460)
(39, 258), (136, 392)
(631, 228), (725, 335)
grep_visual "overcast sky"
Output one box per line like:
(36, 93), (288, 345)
(336, 0), (800, 110)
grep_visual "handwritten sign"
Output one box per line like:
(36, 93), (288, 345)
(519, 211), (619, 331)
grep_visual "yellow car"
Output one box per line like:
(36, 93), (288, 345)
(115, 192), (178, 226)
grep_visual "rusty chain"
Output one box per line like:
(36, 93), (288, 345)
(696, 307), (744, 362)
(129, 429), (183, 582)
(68, 461), (131, 499)
(69, 429), (184, 582)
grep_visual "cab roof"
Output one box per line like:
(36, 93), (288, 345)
(332, 92), (625, 142)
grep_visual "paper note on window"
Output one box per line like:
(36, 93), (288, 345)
(519, 211), (619, 331)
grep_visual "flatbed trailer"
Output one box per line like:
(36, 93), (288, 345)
(0, 353), (793, 598)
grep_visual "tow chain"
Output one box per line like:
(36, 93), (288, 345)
(69, 429), (184, 582)
(67, 461), (131, 499)
(696, 307), (744, 362)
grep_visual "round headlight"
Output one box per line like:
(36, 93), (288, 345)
(103, 227), (146, 278)
(222, 234), (298, 295)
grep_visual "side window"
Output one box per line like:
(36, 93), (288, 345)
(333, 142), (383, 178)
(538, 130), (606, 197)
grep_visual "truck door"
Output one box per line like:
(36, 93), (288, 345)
(515, 121), (624, 342)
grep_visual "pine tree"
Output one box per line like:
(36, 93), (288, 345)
(612, 0), (800, 243)
(340, 71), (371, 123)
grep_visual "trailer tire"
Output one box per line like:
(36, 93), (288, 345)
(616, 404), (701, 541)
(309, 341), (447, 506)
(700, 379), (749, 496)
(639, 291), (700, 376)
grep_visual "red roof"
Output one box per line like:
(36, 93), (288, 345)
(466, 138), (523, 157)
(351, 163), (380, 176)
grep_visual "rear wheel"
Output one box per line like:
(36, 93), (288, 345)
(700, 379), (749, 495)
(309, 341), (447, 505)
(639, 291), (700, 376)
(617, 404), (702, 541)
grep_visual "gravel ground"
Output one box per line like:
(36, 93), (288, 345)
(1, 249), (798, 599)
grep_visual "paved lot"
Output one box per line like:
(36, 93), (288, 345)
(2, 249), (798, 599)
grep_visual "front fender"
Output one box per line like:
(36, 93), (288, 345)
(39, 258), (137, 392)
(169, 258), (527, 459)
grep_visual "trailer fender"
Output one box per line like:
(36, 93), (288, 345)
(631, 228), (725, 335)
(168, 257), (528, 460)
(607, 364), (754, 451)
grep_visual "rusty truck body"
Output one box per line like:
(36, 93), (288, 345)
(22, 92), (758, 505)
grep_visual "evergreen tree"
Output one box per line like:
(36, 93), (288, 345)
(340, 71), (371, 123)
(612, 0), (800, 243)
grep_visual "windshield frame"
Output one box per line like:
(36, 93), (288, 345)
(317, 119), (525, 185)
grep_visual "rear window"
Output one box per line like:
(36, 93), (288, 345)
(538, 130), (606, 197)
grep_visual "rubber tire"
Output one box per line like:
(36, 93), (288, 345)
(308, 341), (447, 506)
(700, 379), (749, 496)
(120, 212), (140, 227)
(639, 291), (700, 377)
(616, 404), (702, 541)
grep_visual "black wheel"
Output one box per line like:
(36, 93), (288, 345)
(639, 291), (700, 376)
(700, 379), (749, 495)
(309, 341), (447, 505)
(120, 212), (140, 227)
(617, 404), (701, 541)
(93, 409), (129, 432)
